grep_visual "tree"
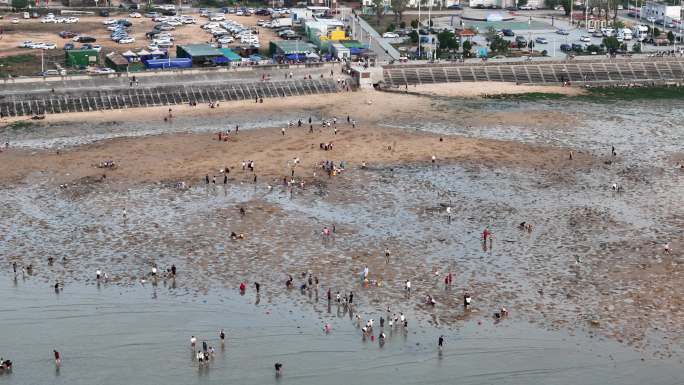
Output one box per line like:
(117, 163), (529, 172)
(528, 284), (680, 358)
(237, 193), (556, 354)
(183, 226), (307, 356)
(391, 0), (409, 26)
(613, 20), (625, 29)
(462, 40), (473, 57)
(437, 30), (459, 55)
(489, 35), (510, 55)
(387, 23), (395, 32)
(409, 30), (419, 43)
(602, 36), (620, 53)
(631, 42), (641, 53)
(372, 0), (385, 23)
(653, 27), (660, 37)
(410, 19), (419, 29)
(400, 21), (406, 29)
(11, 0), (28, 8)
(518, 0), (528, 5)
(587, 44), (602, 53)
(667, 30), (675, 44)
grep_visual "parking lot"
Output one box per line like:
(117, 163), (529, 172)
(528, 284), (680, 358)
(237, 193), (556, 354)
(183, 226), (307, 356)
(395, 10), (681, 60)
(0, 10), (288, 63)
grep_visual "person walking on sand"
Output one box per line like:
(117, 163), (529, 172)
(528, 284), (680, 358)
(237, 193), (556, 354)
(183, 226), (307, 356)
(122, 207), (127, 220)
(254, 282), (260, 294)
(363, 265), (369, 280)
(190, 336), (197, 349)
(438, 335), (445, 352)
(405, 280), (411, 294)
(281, 127), (286, 136)
(220, 329), (225, 344)
(348, 291), (354, 305)
(275, 362), (283, 376)
(205, 175), (209, 184)
(54, 350), (61, 367)
(385, 248), (391, 264)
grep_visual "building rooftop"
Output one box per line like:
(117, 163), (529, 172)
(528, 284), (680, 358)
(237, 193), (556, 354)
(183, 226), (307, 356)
(270, 40), (318, 54)
(179, 44), (223, 57)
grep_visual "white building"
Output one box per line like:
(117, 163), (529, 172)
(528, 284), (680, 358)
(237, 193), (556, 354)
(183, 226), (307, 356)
(362, 0), (460, 8)
(469, 0), (515, 8)
(641, 1), (681, 21)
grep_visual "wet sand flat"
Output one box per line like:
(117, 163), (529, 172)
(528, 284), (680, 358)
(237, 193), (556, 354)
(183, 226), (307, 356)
(0, 89), (683, 383)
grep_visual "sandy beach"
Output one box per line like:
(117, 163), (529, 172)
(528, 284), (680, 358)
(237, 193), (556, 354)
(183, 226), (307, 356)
(0, 88), (588, 187)
(385, 81), (589, 98)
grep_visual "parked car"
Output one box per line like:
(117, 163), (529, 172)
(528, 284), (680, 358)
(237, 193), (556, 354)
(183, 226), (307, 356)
(118, 37), (135, 44)
(129, 12), (142, 18)
(382, 32), (399, 38)
(59, 31), (77, 38)
(502, 28), (514, 36)
(11, 18), (20, 24)
(535, 37), (548, 44)
(579, 35), (591, 42)
(65, 17), (79, 23)
(43, 43), (57, 49)
(157, 24), (175, 31)
(145, 12), (161, 18)
(63, 42), (75, 50)
(560, 43), (572, 52)
(18, 40), (33, 48)
(99, 9), (109, 17)
(571, 43), (583, 51)
(73, 36), (96, 43)
(95, 67), (116, 74)
(82, 43), (102, 52)
(556, 29), (570, 35)
(447, 4), (462, 9)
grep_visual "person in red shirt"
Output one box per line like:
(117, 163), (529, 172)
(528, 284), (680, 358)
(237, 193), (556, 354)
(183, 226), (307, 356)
(239, 282), (246, 292)
(53, 350), (61, 367)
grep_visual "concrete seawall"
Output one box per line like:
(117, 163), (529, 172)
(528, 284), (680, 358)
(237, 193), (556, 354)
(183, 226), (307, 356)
(381, 58), (684, 87)
(0, 79), (343, 117)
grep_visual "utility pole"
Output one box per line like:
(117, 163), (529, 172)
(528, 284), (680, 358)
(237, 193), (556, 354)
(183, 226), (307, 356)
(569, 0), (573, 29)
(418, 0), (421, 59)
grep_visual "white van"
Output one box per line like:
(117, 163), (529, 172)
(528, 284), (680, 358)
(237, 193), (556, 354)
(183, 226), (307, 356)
(23, 11), (30, 19)
(619, 28), (633, 40)
(601, 27), (615, 37)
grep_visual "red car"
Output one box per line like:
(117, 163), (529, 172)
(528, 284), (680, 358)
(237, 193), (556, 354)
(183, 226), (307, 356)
(59, 31), (77, 38)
